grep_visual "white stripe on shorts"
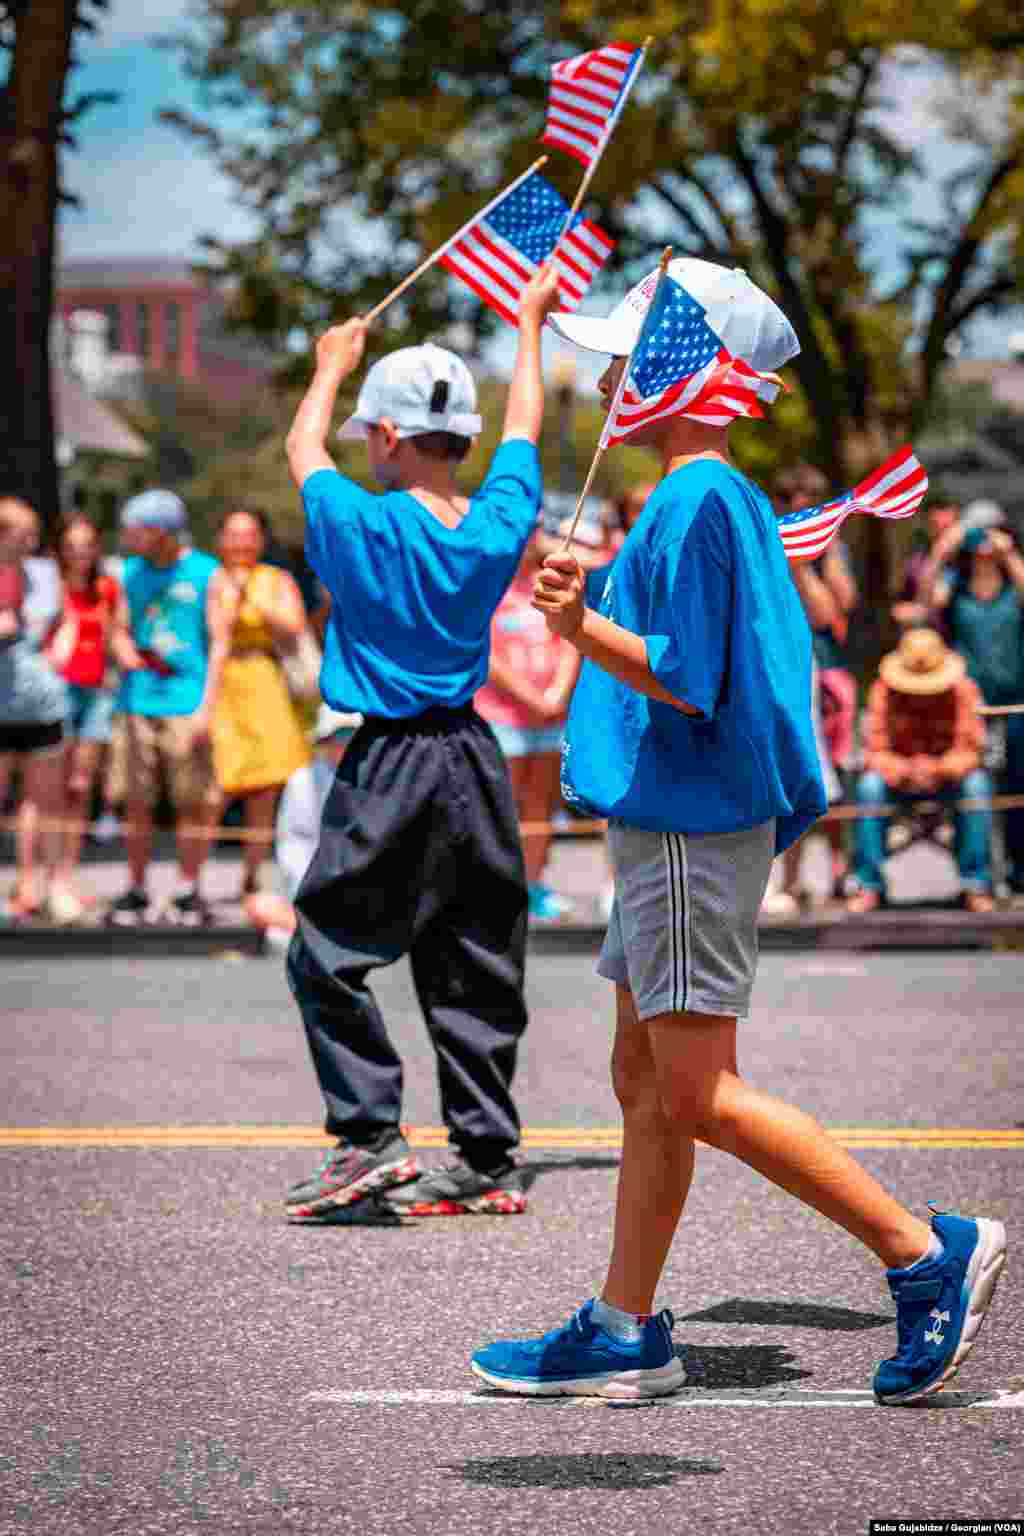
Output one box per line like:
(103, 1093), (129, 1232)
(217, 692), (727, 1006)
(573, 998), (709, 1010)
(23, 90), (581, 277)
(663, 831), (691, 1012)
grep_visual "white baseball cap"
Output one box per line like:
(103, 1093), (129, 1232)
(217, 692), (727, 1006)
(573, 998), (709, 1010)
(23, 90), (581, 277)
(338, 343), (482, 442)
(548, 257), (801, 373)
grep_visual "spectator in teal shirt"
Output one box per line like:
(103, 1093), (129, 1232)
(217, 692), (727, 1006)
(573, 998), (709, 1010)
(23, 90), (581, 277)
(927, 520), (1024, 896)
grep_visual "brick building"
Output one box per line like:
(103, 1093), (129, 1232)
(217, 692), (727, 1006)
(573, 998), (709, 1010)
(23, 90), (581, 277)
(57, 258), (273, 400)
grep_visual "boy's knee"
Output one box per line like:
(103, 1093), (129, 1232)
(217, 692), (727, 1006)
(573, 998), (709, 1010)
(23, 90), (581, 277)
(610, 1040), (661, 1118)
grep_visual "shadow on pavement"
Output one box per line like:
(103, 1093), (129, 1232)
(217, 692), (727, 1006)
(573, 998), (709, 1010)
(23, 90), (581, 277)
(675, 1341), (812, 1388)
(447, 1452), (724, 1490)
(520, 1154), (621, 1189)
(678, 1297), (892, 1331)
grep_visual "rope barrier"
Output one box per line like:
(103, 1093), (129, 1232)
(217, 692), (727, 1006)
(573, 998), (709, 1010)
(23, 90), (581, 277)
(4, 796), (1024, 844)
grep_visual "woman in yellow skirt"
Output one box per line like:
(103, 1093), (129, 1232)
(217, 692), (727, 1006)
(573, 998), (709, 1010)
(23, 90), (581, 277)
(213, 509), (311, 898)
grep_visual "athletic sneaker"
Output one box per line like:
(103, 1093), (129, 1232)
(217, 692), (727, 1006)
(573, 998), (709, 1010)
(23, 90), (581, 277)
(105, 886), (150, 926)
(383, 1157), (526, 1217)
(873, 1210), (1007, 1405)
(528, 883), (573, 923)
(163, 887), (214, 927)
(285, 1133), (419, 1219)
(471, 1300), (685, 1399)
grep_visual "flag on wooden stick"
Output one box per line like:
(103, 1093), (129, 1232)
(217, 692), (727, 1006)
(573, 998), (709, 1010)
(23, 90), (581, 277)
(439, 169), (614, 327)
(600, 269), (784, 447)
(542, 42), (644, 168)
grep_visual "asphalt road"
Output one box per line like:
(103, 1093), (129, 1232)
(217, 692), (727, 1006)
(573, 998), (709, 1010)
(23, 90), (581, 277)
(2, 948), (1023, 1535)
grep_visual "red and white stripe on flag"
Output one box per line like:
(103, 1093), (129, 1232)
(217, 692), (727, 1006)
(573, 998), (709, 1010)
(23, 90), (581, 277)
(777, 448), (928, 564)
(542, 42), (638, 167)
(603, 351), (781, 447)
(439, 219), (614, 328)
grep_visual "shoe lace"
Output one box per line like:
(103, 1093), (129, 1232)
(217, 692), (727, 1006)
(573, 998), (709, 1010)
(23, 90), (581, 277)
(314, 1143), (351, 1177)
(535, 1307), (591, 1349)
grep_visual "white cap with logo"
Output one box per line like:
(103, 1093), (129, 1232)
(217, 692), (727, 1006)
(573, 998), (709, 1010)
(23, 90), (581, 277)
(337, 342), (483, 442)
(548, 256), (800, 374)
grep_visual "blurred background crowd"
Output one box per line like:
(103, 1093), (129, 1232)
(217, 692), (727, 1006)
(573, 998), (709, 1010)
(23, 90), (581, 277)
(3, 0), (1024, 937)
(2, 453), (1023, 935)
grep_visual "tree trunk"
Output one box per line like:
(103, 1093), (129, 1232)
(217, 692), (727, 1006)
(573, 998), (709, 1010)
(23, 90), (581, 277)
(0, 1), (77, 529)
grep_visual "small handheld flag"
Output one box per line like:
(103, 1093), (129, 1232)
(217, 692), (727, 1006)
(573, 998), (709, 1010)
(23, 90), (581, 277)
(601, 271), (783, 448)
(557, 247), (674, 551)
(776, 449), (928, 564)
(542, 41), (644, 169)
(439, 170), (614, 327)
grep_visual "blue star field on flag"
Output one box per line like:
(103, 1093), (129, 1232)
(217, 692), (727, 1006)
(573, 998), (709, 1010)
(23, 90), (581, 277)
(629, 279), (723, 397)
(486, 174), (582, 261)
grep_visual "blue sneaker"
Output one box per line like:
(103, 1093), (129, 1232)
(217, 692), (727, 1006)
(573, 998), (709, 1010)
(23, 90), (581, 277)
(470, 1300), (685, 1399)
(873, 1211), (1007, 1405)
(527, 883), (573, 923)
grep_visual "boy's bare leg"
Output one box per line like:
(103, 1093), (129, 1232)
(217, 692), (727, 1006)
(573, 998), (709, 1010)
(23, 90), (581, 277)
(601, 986), (696, 1314)
(647, 1011), (932, 1270)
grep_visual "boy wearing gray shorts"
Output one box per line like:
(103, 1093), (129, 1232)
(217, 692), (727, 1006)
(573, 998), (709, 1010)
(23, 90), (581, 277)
(470, 257), (1006, 1406)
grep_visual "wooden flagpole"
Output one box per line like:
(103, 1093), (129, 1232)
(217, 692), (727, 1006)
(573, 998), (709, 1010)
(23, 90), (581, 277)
(559, 245), (672, 552)
(363, 156), (549, 325)
(557, 37), (653, 238)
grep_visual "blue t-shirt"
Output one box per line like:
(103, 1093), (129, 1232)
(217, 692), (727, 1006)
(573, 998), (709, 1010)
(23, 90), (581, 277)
(302, 438), (542, 717)
(950, 582), (1024, 706)
(119, 550), (219, 717)
(562, 460), (826, 853)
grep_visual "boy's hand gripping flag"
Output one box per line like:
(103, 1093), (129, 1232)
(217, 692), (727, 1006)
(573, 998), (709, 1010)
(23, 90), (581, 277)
(439, 169), (614, 327)
(776, 449), (928, 564)
(542, 41), (645, 169)
(600, 270), (784, 448)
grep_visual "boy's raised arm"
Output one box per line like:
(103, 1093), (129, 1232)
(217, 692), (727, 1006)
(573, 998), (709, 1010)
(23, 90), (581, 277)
(501, 266), (564, 445)
(286, 319), (368, 489)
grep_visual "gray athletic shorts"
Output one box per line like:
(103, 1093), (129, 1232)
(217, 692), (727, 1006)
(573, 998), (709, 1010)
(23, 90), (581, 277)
(597, 819), (776, 1021)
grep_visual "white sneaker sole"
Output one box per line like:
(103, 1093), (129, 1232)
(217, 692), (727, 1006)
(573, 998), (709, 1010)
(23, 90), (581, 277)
(881, 1217), (1007, 1404)
(470, 1357), (685, 1400)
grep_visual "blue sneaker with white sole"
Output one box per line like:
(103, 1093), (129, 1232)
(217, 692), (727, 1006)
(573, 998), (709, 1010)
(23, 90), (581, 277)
(470, 1300), (685, 1399)
(873, 1210), (1007, 1405)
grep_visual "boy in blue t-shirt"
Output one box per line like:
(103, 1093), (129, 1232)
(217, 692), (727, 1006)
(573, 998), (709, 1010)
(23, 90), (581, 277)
(471, 258), (1005, 1405)
(282, 265), (563, 1222)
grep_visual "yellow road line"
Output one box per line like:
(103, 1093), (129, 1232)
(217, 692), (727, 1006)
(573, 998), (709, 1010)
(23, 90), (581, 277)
(1, 1126), (1023, 1150)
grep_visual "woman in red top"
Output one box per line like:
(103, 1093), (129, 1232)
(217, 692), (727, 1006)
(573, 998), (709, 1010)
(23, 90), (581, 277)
(46, 515), (135, 908)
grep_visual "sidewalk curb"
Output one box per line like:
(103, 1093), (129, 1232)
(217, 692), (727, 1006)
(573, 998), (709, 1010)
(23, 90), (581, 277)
(528, 909), (1024, 955)
(0, 923), (266, 958)
(2, 910), (1021, 958)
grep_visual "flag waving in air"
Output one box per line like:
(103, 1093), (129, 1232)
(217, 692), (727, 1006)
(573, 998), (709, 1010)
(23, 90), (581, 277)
(601, 270), (783, 448)
(439, 170), (614, 328)
(776, 449), (928, 564)
(542, 42), (644, 168)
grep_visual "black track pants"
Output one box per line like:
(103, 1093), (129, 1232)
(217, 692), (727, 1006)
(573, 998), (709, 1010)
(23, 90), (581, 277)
(287, 704), (528, 1166)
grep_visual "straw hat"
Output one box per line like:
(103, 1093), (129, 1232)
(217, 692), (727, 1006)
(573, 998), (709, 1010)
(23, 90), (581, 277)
(878, 628), (966, 696)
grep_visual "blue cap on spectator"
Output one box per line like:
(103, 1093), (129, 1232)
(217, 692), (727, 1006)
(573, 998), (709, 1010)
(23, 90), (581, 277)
(120, 489), (187, 532)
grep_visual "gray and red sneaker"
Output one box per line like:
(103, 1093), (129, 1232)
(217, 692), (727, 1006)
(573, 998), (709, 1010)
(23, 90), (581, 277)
(285, 1133), (419, 1220)
(383, 1157), (526, 1218)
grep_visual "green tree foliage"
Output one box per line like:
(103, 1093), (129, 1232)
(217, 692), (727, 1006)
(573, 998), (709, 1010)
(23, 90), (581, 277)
(167, 0), (1022, 494)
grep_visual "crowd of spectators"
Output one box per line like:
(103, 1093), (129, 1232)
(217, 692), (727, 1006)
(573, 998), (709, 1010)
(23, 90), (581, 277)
(759, 477), (1024, 915)
(1, 467), (1022, 929)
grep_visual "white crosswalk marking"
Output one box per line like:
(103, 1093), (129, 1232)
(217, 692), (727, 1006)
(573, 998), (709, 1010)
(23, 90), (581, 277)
(307, 1387), (1024, 1410)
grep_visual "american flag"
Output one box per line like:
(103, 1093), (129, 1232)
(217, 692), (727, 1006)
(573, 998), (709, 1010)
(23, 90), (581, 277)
(439, 171), (614, 328)
(542, 42), (641, 168)
(776, 448), (928, 564)
(602, 272), (782, 447)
